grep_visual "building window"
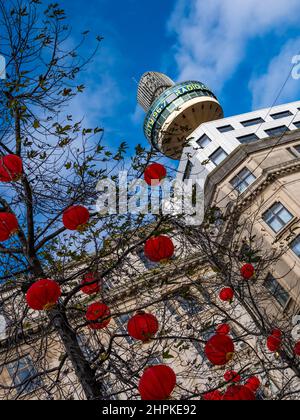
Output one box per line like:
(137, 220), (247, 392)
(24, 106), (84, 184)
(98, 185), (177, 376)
(271, 110), (292, 120)
(264, 274), (289, 307)
(7, 356), (41, 395)
(265, 126), (289, 137)
(230, 168), (256, 193)
(183, 160), (193, 181)
(241, 117), (265, 127)
(197, 134), (211, 148)
(263, 202), (293, 233)
(237, 133), (259, 143)
(137, 249), (158, 270)
(209, 147), (228, 165)
(217, 125), (234, 133)
(202, 326), (216, 341)
(294, 121), (300, 129)
(176, 294), (202, 317)
(115, 313), (134, 344)
(147, 355), (163, 366)
(295, 145), (300, 154)
(102, 377), (119, 400)
(290, 235), (300, 257)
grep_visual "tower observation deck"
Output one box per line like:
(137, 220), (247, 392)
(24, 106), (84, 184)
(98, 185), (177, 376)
(137, 72), (223, 160)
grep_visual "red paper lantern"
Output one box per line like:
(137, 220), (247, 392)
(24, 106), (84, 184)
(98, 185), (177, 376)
(224, 370), (241, 383)
(203, 390), (223, 400)
(138, 365), (176, 400)
(219, 287), (234, 303)
(86, 303), (111, 330)
(245, 376), (261, 392)
(127, 312), (159, 342)
(62, 205), (90, 231)
(240, 263), (255, 280)
(267, 331), (282, 353)
(205, 334), (235, 366)
(0, 213), (18, 242)
(272, 329), (282, 338)
(294, 342), (300, 356)
(223, 385), (255, 400)
(0, 154), (23, 182)
(144, 235), (175, 263)
(81, 273), (100, 295)
(144, 163), (167, 186)
(26, 279), (61, 311)
(216, 324), (230, 335)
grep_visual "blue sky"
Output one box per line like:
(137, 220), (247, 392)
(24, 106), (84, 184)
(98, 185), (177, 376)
(60, 0), (300, 158)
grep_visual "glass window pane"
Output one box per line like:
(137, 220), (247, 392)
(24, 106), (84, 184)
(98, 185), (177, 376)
(231, 168), (256, 193)
(209, 147), (228, 165)
(217, 125), (234, 133)
(271, 111), (292, 120)
(237, 133), (259, 143)
(264, 274), (289, 307)
(7, 356), (41, 394)
(263, 203), (293, 232)
(241, 117), (265, 127)
(265, 126), (290, 137)
(197, 134), (211, 148)
(291, 236), (300, 257)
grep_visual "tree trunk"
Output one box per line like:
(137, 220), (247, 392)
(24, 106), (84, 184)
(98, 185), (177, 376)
(51, 308), (103, 400)
(29, 260), (103, 400)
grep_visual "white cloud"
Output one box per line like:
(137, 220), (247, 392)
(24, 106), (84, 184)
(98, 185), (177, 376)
(130, 104), (144, 126)
(168, 0), (300, 92)
(249, 38), (300, 109)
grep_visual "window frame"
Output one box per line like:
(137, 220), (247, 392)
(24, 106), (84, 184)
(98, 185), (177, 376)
(241, 117), (265, 127)
(263, 274), (290, 308)
(264, 125), (290, 138)
(290, 235), (300, 258)
(262, 202), (293, 233)
(237, 133), (259, 143)
(6, 355), (42, 395)
(209, 147), (228, 166)
(197, 134), (212, 149)
(217, 124), (234, 133)
(230, 167), (256, 193)
(270, 110), (293, 120)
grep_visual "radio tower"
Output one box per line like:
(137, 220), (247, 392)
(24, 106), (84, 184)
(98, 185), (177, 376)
(137, 72), (223, 159)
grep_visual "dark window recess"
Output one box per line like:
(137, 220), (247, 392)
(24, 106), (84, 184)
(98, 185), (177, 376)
(265, 126), (290, 137)
(271, 110), (293, 120)
(294, 121), (300, 129)
(263, 274), (290, 307)
(287, 147), (299, 158)
(217, 125), (234, 133)
(197, 134), (211, 148)
(209, 147), (228, 165)
(241, 117), (265, 127)
(295, 145), (300, 154)
(237, 133), (259, 144)
(183, 160), (193, 181)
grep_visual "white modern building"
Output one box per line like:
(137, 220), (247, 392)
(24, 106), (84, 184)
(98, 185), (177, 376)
(177, 101), (300, 185)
